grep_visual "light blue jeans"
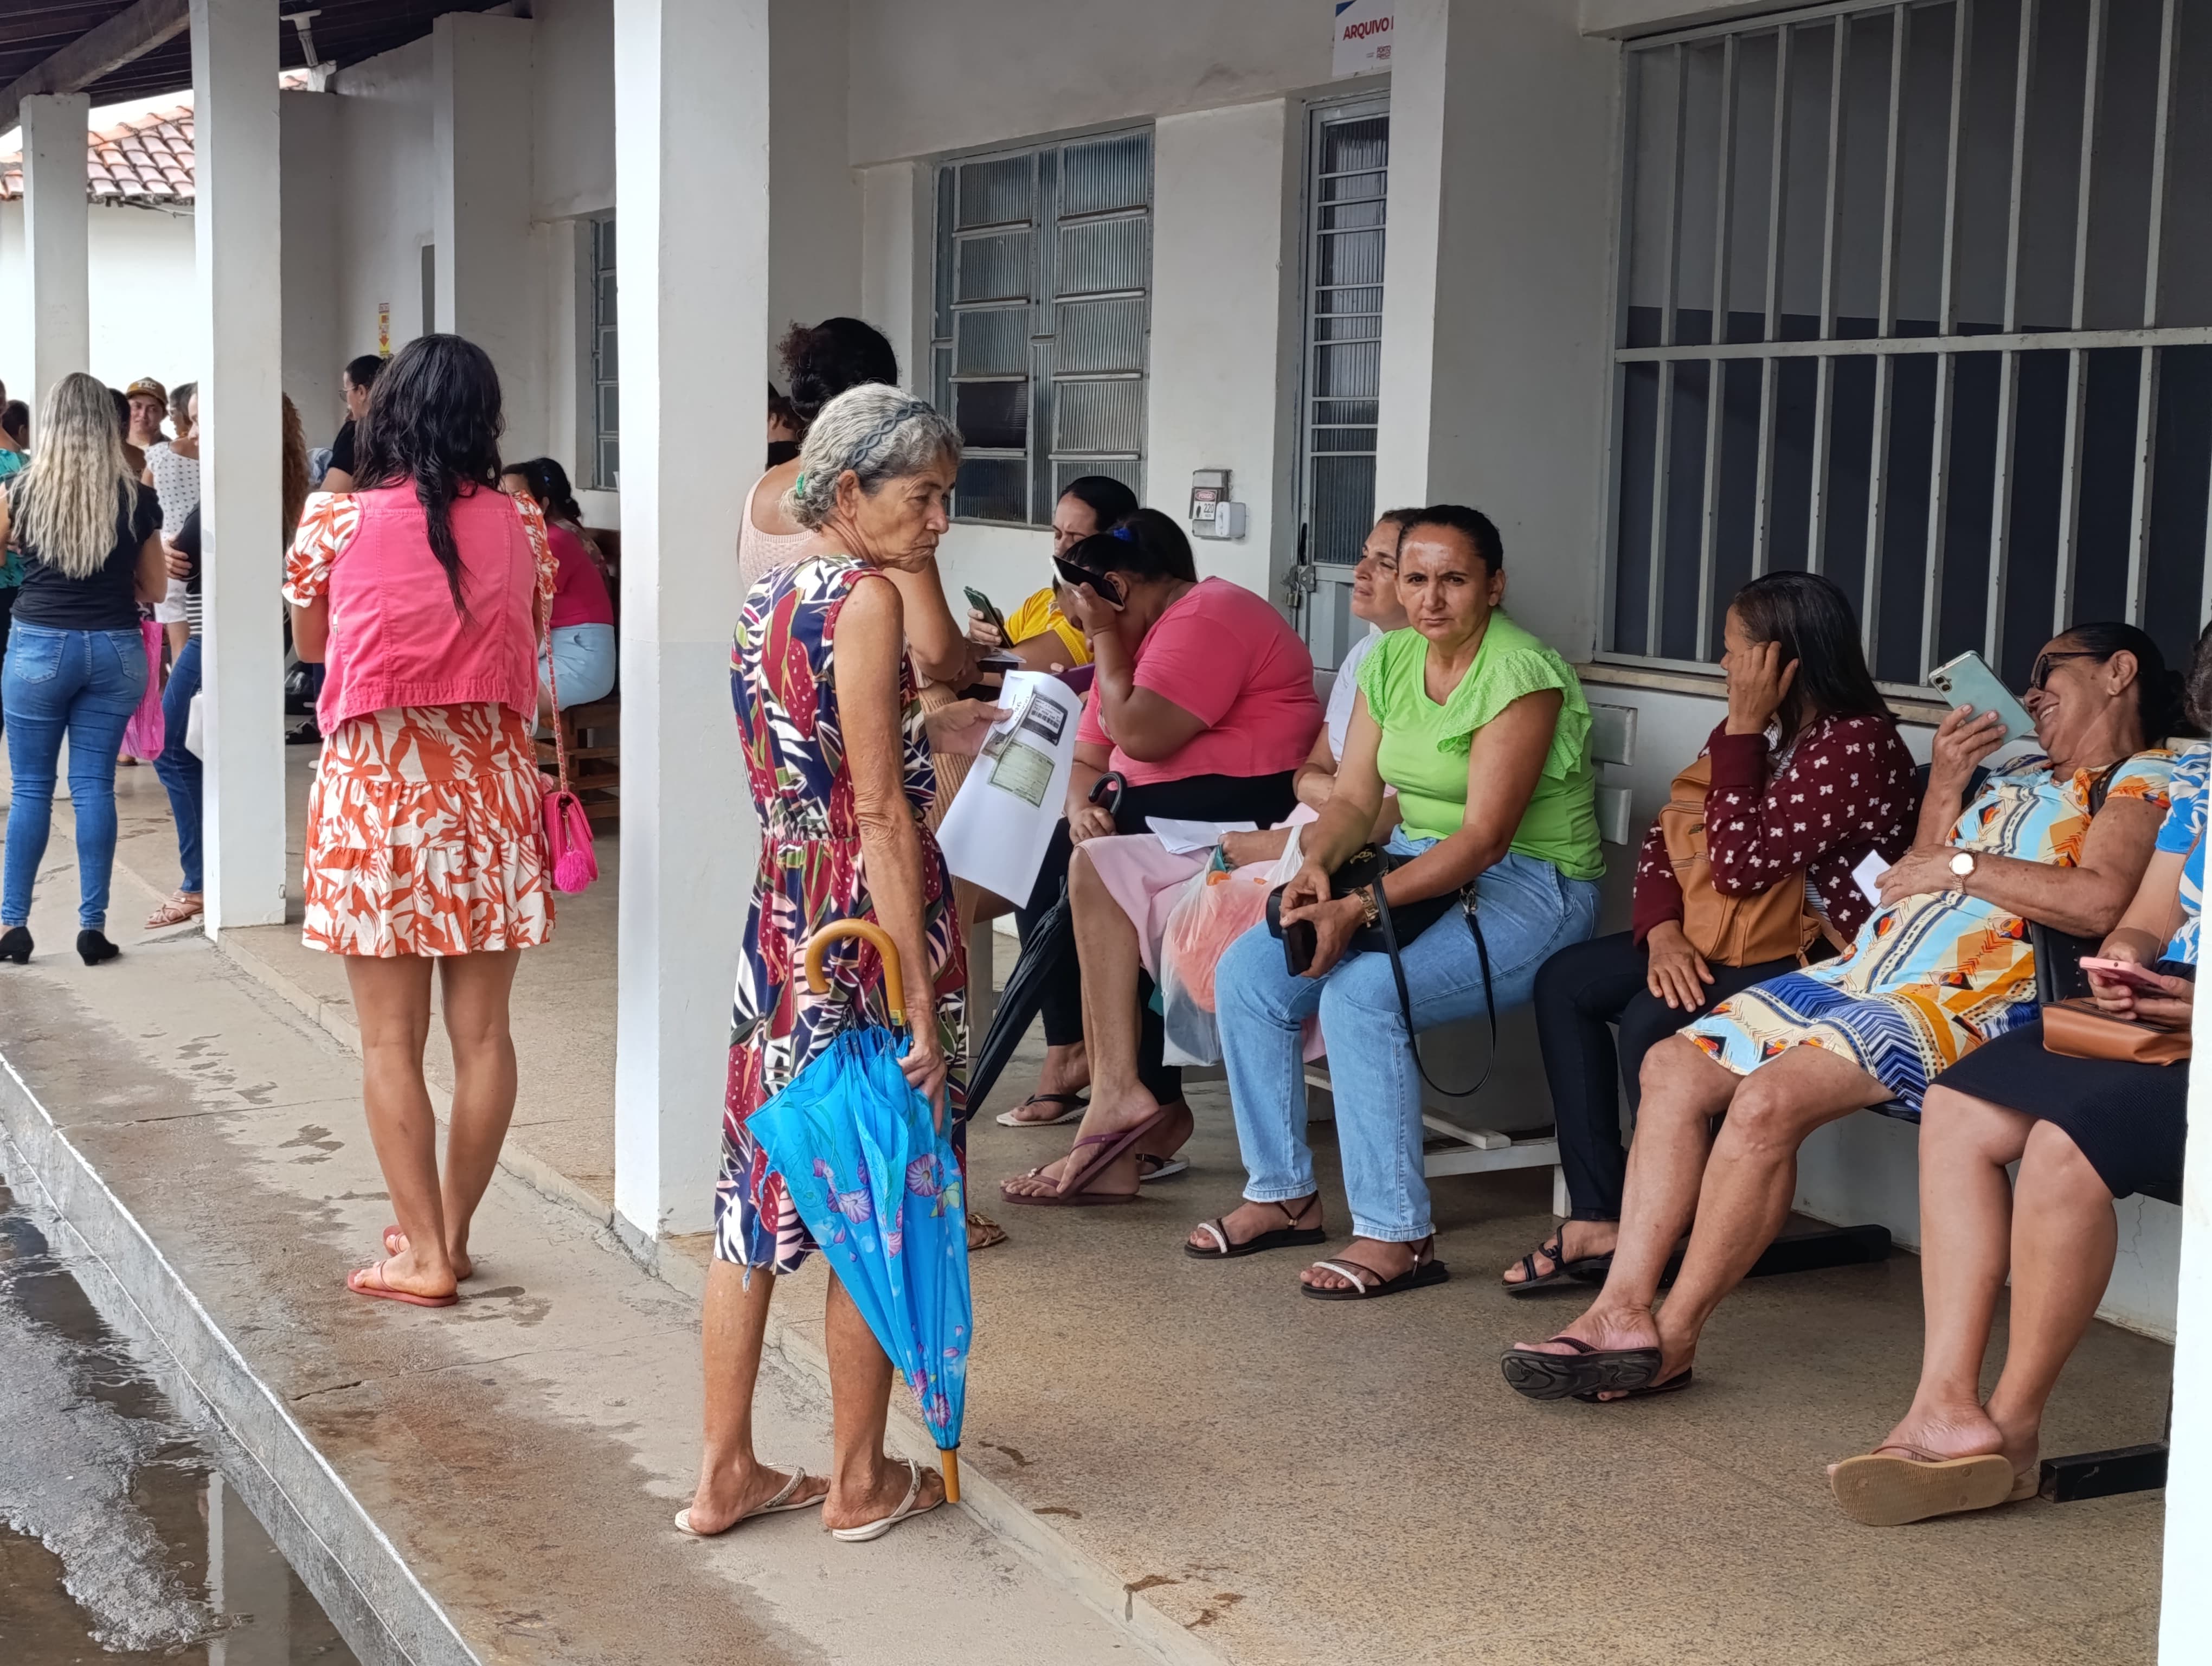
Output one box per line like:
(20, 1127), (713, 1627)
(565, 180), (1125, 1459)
(2, 623), (150, 930)
(540, 622), (617, 709)
(1216, 840), (1602, 1243)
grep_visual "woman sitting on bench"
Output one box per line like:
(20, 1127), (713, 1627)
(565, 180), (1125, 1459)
(1828, 622), (2211, 1526)
(1503, 623), (2182, 1402)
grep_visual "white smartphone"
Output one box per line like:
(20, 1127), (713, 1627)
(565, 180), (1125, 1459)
(1928, 650), (2037, 745)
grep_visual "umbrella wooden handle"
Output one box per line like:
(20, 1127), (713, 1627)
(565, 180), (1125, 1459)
(940, 1447), (960, 1504)
(803, 920), (907, 1027)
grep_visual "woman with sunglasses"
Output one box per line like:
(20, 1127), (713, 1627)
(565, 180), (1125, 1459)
(1504, 623), (2183, 1405)
(998, 508), (1322, 1201)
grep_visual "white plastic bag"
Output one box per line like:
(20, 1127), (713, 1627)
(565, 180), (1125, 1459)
(1158, 828), (1306, 1067)
(183, 690), (205, 759)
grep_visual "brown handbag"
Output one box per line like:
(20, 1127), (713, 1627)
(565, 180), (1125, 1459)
(1658, 753), (1836, 968)
(2040, 996), (2191, 1065)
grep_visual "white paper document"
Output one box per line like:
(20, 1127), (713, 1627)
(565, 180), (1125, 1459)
(1853, 851), (1892, 906)
(1148, 818), (1258, 855)
(937, 671), (1085, 902)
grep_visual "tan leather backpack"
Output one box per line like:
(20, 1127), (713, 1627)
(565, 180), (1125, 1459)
(1658, 753), (1837, 967)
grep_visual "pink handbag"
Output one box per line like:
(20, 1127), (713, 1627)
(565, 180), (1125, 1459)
(538, 616), (599, 894)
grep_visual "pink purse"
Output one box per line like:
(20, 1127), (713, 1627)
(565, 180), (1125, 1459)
(538, 614), (599, 894)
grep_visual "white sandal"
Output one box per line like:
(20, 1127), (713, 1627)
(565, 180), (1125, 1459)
(672, 1466), (822, 1537)
(828, 1458), (943, 1543)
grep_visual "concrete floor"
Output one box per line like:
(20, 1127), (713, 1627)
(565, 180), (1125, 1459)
(28, 751), (2177, 1663)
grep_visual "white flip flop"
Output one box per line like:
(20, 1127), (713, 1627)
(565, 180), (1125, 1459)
(673, 1467), (822, 1537)
(828, 1458), (943, 1543)
(1137, 1152), (1188, 1183)
(994, 1092), (1088, 1127)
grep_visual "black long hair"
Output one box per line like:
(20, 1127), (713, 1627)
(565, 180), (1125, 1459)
(2061, 620), (2186, 742)
(351, 334), (505, 618)
(1728, 571), (1890, 734)
(506, 456), (584, 527)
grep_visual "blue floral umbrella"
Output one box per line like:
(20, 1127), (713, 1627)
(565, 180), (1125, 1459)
(749, 920), (973, 1502)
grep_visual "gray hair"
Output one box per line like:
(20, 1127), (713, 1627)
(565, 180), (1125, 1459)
(785, 383), (961, 530)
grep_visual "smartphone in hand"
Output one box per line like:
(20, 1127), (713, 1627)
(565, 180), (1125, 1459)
(1930, 650), (2037, 744)
(963, 586), (1008, 640)
(2079, 956), (2170, 991)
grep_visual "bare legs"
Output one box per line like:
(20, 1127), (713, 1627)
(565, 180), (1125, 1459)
(1516, 1039), (1888, 1385)
(1865, 1088), (2119, 1484)
(1000, 844), (1191, 1200)
(344, 950), (522, 1297)
(685, 1260), (936, 1533)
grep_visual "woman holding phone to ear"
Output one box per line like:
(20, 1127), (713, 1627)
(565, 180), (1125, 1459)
(998, 509), (1322, 1197)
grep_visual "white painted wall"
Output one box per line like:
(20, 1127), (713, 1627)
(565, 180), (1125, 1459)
(279, 89), (340, 442)
(1144, 100), (1300, 600)
(331, 38), (436, 403)
(531, 0), (616, 221)
(1377, 0), (1619, 659)
(768, 0), (861, 364)
(1579, 0), (1778, 36)
(844, 0), (1343, 166)
(0, 201), (197, 399)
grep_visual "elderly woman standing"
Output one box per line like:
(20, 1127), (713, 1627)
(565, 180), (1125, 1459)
(683, 385), (987, 1545)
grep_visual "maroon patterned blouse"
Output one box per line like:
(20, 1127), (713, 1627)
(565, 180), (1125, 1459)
(1631, 712), (1918, 949)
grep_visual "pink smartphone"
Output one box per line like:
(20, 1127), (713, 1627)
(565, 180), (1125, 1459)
(2078, 956), (2168, 990)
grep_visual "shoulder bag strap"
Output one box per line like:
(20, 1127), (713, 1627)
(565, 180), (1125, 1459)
(542, 604), (570, 796)
(1371, 880), (1497, 1100)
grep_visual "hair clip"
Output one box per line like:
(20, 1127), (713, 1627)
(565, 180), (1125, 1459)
(1111, 524), (1136, 542)
(794, 472), (807, 492)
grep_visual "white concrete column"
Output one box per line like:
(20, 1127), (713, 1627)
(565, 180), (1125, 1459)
(611, 0), (768, 1244)
(432, 12), (546, 459)
(193, 0), (288, 931)
(2161, 993), (2212, 1658)
(1372, 0), (1617, 653)
(20, 93), (89, 412)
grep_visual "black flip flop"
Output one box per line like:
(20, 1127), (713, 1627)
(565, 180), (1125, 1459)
(1300, 1246), (1450, 1301)
(1185, 1199), (1326, 1260)
(1502, 1229), (1615, 1297)
(1499, 1335), (1663, 1401)
(1573, 1368), (1692, 1404)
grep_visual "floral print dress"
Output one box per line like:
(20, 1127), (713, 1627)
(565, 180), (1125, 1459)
(1684, 748), (2175, 1113)
(283, 492), (558, 957)
(716, 551), (968, 1271)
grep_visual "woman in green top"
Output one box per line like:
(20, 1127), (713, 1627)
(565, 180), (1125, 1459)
(1188, 504), (1602, 1298)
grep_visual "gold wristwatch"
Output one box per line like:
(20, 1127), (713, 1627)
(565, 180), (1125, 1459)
(1359, 888), (1382, 929)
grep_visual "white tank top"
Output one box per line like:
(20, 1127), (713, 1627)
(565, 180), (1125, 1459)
(144, 440), (200, 533)
(736, 472), (814, 599)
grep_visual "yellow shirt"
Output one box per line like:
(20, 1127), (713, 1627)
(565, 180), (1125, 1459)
(1002, 585), (1091, 665)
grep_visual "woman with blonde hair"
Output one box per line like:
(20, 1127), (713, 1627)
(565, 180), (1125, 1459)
(146, 396), (312, 931)
(0, 371), (168, 965)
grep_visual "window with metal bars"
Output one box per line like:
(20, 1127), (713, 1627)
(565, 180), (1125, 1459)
(931, 130), (1152, 525)
(1293, 97), (1390, 671)
(1604, 0), (2212, 693)
(589, 215), (618, 491)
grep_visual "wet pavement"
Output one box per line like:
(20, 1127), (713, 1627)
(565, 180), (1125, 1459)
(0, 1172), (360, 1666)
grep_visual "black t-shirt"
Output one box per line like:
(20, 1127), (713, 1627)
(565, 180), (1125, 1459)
(328, 419), (356, 477)
(9, 480), (162, 632)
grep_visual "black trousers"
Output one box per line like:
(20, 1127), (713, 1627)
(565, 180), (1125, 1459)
(1015, 769), (1298, 1105)
(1533, 930), (1806, 1222)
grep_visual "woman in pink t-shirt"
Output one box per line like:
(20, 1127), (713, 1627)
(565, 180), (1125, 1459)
(1000, 509), (1322, 1205)
(501, 457), (616, 720)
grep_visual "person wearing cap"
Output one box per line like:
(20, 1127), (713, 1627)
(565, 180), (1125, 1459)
(125, 380), (168, 459)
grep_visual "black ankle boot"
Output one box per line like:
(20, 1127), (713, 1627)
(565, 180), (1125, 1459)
(76, 930), (119, 966)
(0, 927), (29, 964)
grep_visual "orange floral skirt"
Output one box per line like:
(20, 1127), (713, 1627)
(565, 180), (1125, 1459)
(301, 702), (554, 957)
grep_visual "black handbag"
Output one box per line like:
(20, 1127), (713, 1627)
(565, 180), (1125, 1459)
(1264, 844), (1496, 1098)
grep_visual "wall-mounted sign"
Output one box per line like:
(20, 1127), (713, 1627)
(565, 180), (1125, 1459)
(377, 301), (390, 357)
(1332, 0), (1393, 78)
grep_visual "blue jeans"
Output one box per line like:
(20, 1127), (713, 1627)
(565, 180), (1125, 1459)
(1216, 841), (1602, 1242)
(2, 623), (149, 930)
(152, 635), (202, 893)
(541, 622), (617, 709)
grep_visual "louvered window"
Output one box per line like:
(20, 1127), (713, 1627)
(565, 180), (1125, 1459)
(932, 130), (1152, 524)
(589, 215), (619, 491)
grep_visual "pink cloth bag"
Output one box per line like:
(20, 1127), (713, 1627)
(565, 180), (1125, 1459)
(120, 620), (165, 760)
(537, 613), (598, 894)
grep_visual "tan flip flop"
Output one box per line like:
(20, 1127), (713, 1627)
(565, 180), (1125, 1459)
(673, 1468), (824, 1537)
(828, 1458), (943, 1543)
(1828, 1448), (2022, 1526)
